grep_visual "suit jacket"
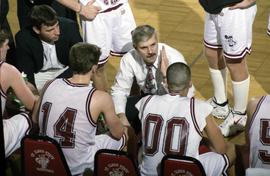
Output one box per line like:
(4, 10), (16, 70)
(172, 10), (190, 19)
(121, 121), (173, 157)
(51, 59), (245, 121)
(15, 17), (82, 86)
(0, 0), (16, 65)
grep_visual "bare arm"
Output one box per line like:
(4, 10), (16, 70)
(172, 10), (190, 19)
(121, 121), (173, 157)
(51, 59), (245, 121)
(3, 63), (35, 110)
(229, 0), (256, 10)
(56, 0), (101, 20)
(91, 91), (124, 139)
(245, 97), (260, 145)
(204, 115), (227, 154)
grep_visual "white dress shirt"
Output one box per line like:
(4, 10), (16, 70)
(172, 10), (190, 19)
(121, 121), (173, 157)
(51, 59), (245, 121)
(34, 40), (67, 91)
(111, 43), (195, 114)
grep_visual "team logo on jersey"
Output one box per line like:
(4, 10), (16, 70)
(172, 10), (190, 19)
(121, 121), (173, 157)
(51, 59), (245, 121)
(102, 0), (120, 5)
(170, 169), (193, 176)
(31, 149), (55, 173)
(224, 35), (237, 47)
(104, 163), (129, 176)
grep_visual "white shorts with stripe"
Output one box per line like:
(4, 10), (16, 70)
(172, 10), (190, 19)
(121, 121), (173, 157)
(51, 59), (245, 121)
(204, 5), (257, 61)
(199, 152), (230, 176)
(4, 113), (32, 157)
(74, 133), (126, 172)
(81, 2), (136, 65)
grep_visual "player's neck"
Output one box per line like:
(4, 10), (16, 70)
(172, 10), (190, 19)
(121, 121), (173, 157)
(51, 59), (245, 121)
(169, 89), (188, 97)
(69, 74), (91, 85)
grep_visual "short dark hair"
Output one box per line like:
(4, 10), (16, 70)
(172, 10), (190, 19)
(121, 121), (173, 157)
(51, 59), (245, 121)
(167, 62), (191, 92)
(131, 25), (156, 47)
(69, 43), (101, 74)
(30, 5), (58, 29)
(0, 30), (9, 47)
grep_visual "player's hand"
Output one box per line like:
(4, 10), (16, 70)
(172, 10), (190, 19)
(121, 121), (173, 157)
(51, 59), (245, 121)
(229, 0), (256, 10)
(80, 0), (101, 21)
(159, 46), (169, 78)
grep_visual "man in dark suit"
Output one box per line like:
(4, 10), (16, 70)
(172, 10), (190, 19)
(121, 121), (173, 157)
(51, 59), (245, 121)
(15, 5), (82, 91)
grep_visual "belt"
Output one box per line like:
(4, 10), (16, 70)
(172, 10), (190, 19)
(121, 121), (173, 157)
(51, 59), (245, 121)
(100, 3), (123, 13)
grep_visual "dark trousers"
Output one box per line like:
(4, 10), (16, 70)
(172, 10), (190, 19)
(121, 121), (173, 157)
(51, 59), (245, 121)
(125, 92), (150, 134)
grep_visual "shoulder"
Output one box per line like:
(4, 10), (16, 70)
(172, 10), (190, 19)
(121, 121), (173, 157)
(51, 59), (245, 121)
(92, 90), (111, 101)
(16, 27), (34, 38)
(159, 43), (186, 63)
(0, 62), (22, 87)
(193, 98), (213, 115)
(1, 62), (20, 75)
(120, 49), (139, 66)
(136, 95), (153, 110)
(15, 27), (39, 44)
(247, 96), (263, 116)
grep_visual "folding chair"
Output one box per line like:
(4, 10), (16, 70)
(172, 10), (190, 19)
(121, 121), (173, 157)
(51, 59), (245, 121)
(94, 149), (140, 176)
(161, 155), (206, 176)
(21, 135), (71, 176)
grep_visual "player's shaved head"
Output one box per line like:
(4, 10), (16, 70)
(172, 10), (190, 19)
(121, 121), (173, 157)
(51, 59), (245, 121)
(167, 62), (191, 92)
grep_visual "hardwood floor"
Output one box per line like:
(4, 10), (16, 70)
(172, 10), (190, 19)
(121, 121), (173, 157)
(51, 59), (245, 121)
(7, 0), (270, 175)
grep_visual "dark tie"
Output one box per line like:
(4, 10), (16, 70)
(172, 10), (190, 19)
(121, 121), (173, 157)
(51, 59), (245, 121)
(144, 65), (156, 94)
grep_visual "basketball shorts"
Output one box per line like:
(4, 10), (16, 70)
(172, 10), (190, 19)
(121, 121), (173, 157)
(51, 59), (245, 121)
(81, 2), (136, 65)
(4, 113), (32, 157)
(204, 5), (257, 61)
(199, 152), (230, 176)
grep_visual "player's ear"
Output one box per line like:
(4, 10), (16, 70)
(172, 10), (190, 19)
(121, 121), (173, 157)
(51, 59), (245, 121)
(188, 80), (192, 88)
(32, 26), (41, 35)
(91, 65), (98, 74)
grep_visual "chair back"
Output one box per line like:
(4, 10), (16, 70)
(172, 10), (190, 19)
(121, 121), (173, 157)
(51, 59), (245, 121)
(21, 135), (71, 176)
(94, 149), (140, 176)
(161, 155), (206, 176)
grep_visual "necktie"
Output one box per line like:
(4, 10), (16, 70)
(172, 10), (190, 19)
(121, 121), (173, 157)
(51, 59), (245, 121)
(144, 65), (156, 94)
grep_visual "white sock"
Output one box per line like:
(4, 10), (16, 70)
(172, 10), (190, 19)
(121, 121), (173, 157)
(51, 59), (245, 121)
(209, 68), (227, 104)
(232, 76), (250, 113)
(268, 12), (270, 29)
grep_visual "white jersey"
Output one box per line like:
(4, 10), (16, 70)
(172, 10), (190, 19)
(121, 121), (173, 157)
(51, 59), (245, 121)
(39, 78), (125, 175)
(249, 95), (270, 169)
(136, 95), (212, 176)
(81, 0), (128, 12)
(0, 85), (7, 115)
(0, 61), (7, 114)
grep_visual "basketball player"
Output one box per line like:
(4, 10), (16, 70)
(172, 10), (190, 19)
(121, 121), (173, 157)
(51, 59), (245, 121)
(136, 63), (235, 176)
(199, 0), (257, 137)
(80, 0), (136, 91)
(246, 96), (270, 170)
(37, 43), (130, 175)
(0, 30), (36, 157)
